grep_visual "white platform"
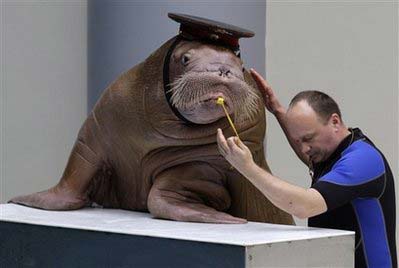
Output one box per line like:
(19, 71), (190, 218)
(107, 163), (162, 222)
(0, 204), (355, 267)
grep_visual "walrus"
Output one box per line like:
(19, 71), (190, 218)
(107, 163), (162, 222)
(10, 13), (294, 225)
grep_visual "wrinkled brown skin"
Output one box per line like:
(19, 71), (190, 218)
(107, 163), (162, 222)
(10, 37), (294, 225)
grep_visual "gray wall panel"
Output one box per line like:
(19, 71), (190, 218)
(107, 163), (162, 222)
(1, 1), (87, 203)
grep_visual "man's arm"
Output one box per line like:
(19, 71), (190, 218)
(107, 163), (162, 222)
(242, 160), (327, 219)
(217, 129), (327, 219)
(250, 69), (310, 166)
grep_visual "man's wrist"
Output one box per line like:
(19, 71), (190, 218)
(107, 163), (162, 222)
(241, 161), (263, 181)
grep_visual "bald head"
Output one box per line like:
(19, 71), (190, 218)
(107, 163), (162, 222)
(287, 100), (322, 125)
(289, 90), (342, 124)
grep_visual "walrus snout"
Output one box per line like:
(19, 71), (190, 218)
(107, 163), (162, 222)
(205, 63), (244, 81)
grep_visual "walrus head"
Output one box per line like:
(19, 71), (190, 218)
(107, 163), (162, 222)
(167, 40), (260, 125)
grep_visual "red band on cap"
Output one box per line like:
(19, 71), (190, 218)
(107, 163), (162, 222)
(180, 24), (239, 50)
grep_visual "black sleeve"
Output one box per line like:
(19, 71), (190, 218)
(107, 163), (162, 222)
(312, 176), (385, 211)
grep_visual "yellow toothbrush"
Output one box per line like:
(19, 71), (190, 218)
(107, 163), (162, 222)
(216, 97), (240, 140)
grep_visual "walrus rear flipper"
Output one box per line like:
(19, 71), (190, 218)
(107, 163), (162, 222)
(8, 184), (89, 210)
(9, 115), (104, 210)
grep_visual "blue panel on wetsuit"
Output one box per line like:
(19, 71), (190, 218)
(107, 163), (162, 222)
(353, 198), (392, 268)
(320, 140), (385, 186)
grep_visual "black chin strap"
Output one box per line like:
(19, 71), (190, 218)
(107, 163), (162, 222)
(163, 36), (196, 125)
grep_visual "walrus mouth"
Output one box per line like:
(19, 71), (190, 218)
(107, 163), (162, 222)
(183, 93), (231, 113)
(198, 93), (229, 106)
(168, 72), (259, 123)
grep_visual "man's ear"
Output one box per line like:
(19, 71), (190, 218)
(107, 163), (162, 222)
(329, 113), (342, 130)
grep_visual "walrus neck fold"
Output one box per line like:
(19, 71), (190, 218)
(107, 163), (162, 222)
(163, 36), (197, 126)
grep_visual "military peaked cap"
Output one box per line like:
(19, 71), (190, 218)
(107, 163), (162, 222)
(168, 13), (254, 52)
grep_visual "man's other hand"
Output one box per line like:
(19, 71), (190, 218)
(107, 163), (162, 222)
(250, 68), (285, 115)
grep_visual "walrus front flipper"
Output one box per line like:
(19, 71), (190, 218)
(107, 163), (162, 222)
(147, 163), (246, 224)
(9, 114), (104, 210)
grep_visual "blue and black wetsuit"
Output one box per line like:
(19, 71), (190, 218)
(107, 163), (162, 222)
(309, 128), (396, 268)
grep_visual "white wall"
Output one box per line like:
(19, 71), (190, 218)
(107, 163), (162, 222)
(265, 0), (398, 234)
(1, 0), (88, 202)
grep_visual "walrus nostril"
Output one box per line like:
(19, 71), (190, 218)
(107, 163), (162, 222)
(218, 66), (231, 77)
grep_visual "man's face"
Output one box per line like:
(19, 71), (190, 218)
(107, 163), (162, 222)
(286, 100), (338, 163)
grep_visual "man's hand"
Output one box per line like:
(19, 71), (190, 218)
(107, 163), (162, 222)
(249, 68), (308, 165)
(216, 128), (255, 175)
(250, 68), (285, 115)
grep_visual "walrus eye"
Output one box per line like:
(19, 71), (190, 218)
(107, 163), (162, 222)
(181, 54), (190, 66)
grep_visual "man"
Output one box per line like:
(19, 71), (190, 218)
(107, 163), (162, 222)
(216, 68), (396, 268)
